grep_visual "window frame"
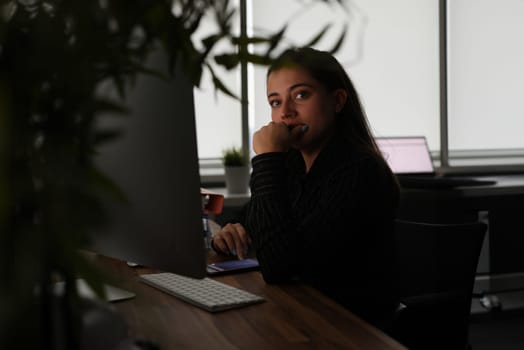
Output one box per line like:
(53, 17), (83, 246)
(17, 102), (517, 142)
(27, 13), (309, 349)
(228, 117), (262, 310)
(199, 0), (524, 187)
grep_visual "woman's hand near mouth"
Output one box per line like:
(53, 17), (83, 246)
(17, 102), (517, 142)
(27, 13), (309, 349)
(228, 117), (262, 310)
(253, 121), (308, 155)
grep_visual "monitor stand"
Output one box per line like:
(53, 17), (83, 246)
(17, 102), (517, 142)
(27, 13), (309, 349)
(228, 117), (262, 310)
(54, 278), (135, 302)
(52, 279), (140, 349)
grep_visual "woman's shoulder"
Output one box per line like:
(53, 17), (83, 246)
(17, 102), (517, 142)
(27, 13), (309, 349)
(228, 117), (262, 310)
(334, 140), (383, 171)
(336, 144), (398, 187)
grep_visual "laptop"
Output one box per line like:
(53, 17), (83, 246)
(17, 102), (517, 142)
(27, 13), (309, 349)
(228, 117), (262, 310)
(376, 136), (496, 189)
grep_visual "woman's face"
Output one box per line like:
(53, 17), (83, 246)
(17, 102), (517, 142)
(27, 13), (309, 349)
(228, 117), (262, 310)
(266, 66), (346, 153)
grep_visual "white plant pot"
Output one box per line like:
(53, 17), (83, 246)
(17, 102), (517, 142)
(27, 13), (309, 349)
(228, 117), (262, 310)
(224, 166), (250, 194)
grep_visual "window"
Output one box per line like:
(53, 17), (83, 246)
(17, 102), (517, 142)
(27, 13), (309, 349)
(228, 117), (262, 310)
(196, 0), (524, 184)
(193, 1), (242, 161)
(251, 0), (440, 149)
(447, 0), (524, 167)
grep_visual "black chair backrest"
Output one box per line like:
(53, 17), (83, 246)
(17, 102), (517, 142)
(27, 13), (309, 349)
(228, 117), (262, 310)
(394, 219), (487, 350)
(396, 220), (487, 298)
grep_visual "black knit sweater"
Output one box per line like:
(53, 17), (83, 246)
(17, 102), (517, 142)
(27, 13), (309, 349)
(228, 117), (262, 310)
(242, 133), (400, 327)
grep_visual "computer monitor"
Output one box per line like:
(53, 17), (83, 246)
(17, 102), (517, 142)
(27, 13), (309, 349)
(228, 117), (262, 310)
(92, 49), (207, 279)
(376, 136), (435, 175)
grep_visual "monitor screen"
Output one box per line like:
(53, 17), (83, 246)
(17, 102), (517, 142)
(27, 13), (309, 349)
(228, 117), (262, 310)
(92, 49), (206, 278)
(376, 136), (435, 175)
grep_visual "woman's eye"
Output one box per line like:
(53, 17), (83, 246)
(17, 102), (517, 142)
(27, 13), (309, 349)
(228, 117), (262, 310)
(294, 91), (309, 100)
(269, 99), (281, 107)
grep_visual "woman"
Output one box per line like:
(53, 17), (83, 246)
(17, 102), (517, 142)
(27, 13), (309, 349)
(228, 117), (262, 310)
(212, 47), (399, 329)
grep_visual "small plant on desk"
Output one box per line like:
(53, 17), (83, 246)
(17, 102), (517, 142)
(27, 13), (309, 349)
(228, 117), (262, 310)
(222, 147), (249, 194)
(222, 147), (247, 167)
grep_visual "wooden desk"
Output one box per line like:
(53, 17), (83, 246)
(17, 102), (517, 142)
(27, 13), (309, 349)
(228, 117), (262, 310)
(98, 256), (406, 350)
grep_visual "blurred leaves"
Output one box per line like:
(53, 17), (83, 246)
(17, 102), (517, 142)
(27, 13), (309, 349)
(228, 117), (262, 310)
(0, 0), (348, 271)
(0, 0), (348, 347)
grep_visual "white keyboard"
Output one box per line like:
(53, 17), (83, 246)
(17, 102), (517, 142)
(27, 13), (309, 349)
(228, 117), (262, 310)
(139, 272), (265, 312)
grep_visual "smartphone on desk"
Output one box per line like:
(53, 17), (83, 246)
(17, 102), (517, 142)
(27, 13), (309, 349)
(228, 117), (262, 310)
(207, 258), (259, 276)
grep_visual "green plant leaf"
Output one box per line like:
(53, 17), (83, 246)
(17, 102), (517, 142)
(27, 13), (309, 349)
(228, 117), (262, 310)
(90, 166), (129, 204)
(214, 53), (240, 70)
(93, 129), (123, 147)
(328, 24), (348, 54)
(206, 63), (239, 100)
(265, 25), (288, 57)
(232, 35), (274, 46)
(304, 24), (331, 48)
(92, 99), (129, 116)
(222, 146), (246, 166)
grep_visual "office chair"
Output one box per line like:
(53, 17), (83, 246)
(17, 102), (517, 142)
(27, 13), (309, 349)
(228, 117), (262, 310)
(392, 219), (487, 350)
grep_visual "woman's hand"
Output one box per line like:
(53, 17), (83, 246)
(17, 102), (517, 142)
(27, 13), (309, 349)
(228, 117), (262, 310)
(212, 223), (252, 260)
(253, 122), (308, 154)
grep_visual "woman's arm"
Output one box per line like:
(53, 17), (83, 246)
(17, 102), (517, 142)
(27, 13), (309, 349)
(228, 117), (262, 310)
(211, 222), (251, 260)
(245, 151), (398, 285)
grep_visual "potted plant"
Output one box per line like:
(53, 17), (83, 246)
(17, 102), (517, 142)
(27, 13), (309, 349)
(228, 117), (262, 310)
(0, 0), (347, 348)
(223, 146), (250, 194)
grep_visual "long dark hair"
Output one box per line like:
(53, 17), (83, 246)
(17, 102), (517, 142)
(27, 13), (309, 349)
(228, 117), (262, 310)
(267, 47), (384, 161)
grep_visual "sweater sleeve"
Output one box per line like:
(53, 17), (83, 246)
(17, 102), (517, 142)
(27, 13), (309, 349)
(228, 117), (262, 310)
(245, 150), (398, 288)
(246, 151), (362, 283)
(244, 152), (299, 282)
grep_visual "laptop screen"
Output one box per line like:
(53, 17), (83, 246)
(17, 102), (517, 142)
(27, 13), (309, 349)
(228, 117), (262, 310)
(376, 136), (435, 175)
